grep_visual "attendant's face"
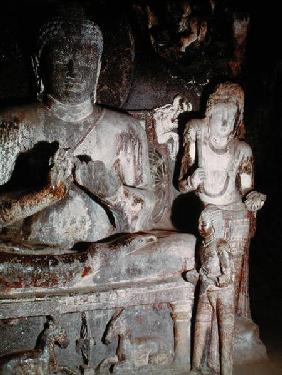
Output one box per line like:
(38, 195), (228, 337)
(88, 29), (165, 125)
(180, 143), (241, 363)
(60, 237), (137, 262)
(209, 102), (237, 138)
(41, 36), (100, 104)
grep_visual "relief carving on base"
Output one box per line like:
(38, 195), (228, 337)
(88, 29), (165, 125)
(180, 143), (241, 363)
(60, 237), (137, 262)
(76, 312), (96, 375)
(0, 316), (76, 375)
(99, 307), (173, 374)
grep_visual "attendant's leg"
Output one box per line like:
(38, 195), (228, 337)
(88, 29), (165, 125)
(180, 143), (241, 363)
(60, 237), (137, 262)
(218, 287), (235, 375)
(192, 292), (213, 370)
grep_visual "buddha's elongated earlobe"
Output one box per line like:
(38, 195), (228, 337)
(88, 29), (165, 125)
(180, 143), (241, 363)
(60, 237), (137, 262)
(31, 55), (44, 102)
(93, 57), (102, 104)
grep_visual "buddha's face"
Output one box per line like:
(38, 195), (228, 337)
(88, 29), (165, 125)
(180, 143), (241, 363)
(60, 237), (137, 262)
(41, 36), (100, 104)
(209, 102), (237, 139)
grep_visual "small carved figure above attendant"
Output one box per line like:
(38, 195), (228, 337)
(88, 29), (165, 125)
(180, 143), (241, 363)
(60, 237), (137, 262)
(153, 95), (192, 161)
(188, 210), (235, 375)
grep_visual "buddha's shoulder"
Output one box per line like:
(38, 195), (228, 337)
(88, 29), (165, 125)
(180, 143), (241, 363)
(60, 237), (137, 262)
(98, 107), (144, 133)
(0, 103), (45, 128)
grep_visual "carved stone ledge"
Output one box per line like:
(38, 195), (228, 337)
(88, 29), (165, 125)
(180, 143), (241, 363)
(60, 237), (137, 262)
(171, 301), (193, 369)
(0, 279), (194, 320)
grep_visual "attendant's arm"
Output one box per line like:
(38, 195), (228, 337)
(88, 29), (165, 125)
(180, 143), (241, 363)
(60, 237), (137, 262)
(237, 143), (266, 212)
(178, 121), (196, 192)
(237, 143), (254, 197)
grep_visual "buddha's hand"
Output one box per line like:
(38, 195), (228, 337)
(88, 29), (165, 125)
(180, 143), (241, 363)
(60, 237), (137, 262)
(245, 191), (266, 212)
(74, 159), (121, 198)
(49, 148), (73, 190)
(184, 269), (199, 286)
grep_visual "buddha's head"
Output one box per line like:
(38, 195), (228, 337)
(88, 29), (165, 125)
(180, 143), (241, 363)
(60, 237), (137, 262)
(205, 83), (245, 139)
(34, 8), (103, 104)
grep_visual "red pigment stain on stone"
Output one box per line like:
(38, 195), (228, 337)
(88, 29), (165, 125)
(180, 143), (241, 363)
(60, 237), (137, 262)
(82, 266), (92, 277)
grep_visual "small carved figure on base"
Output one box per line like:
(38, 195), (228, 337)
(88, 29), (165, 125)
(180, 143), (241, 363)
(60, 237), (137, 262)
(189, 209), (235, 375)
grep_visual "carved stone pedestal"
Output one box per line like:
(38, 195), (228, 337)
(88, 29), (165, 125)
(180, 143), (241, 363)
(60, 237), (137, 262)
(233, 317), (267, 365)
(0, 279), (195, 374)
(0, 232), (196, 374)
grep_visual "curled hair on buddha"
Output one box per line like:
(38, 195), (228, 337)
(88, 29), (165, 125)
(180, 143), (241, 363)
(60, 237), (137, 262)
(31, 4), (103, 101)
(205, 82), (245, 138)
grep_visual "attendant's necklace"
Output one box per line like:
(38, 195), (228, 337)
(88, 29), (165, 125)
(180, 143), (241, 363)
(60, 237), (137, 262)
(208, 136), (231, 155)
(202, 136), (234, 198)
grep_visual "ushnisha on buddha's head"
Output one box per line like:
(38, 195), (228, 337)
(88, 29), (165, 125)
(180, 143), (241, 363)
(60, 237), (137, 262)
(34, 7), (103, 105)
(205, 83), (245, 140)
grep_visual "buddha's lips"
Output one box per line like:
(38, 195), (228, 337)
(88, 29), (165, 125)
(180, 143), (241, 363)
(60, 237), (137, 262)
(63, 81), (86, 92)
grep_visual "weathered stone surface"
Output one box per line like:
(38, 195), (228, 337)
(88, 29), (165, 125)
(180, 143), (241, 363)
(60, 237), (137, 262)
(96, 11), (135, 108)
(0, 7), (154, 247)
(0, 282), (194, 373)
(179, 83), (266, 373)
(0, 231), (195, 296)
(0, 317), (73, 375)
(233, 317), (267, 365)
(0, 5), (197, 374)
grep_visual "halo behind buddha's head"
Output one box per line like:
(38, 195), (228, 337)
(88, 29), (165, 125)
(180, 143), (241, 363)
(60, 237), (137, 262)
(205, 83), (245, 137)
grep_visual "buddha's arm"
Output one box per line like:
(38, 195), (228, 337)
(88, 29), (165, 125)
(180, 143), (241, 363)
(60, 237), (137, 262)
(117, 128), (155, 231)
(0, 184), (67, 228)
(74, 126), (155, 232)
(74, 159), (121, 198)
(0, 145), (69, 228)
(0, 119), (30, 186)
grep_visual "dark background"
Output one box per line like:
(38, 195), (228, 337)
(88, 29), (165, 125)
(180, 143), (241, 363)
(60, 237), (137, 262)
(243, 0), (282, 361)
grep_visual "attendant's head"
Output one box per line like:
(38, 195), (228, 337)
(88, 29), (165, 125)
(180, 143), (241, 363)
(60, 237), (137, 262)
(205, 83), (245, 139)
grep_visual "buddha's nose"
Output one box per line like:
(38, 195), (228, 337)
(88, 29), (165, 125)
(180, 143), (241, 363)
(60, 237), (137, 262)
(222, 119), (228, 127)
(67, 60), (76, 78)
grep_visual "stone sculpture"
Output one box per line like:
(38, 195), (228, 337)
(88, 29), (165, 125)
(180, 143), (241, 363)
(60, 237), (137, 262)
(0, 5), (196, 374)
(189, 215), (235, 375)
(179, 82), (267, 372)
(153, 95), (192, 161)
(0, 316), (74, 375)
(101, 307), (172, 373)
(178, 0), (208, 54)
(76, 312), (96, 374)
(0, 7), (154, 248)
(0, 4), (196, 283)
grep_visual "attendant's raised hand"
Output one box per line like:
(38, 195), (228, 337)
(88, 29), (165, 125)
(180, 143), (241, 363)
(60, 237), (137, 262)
(191, 168), (206, 189)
